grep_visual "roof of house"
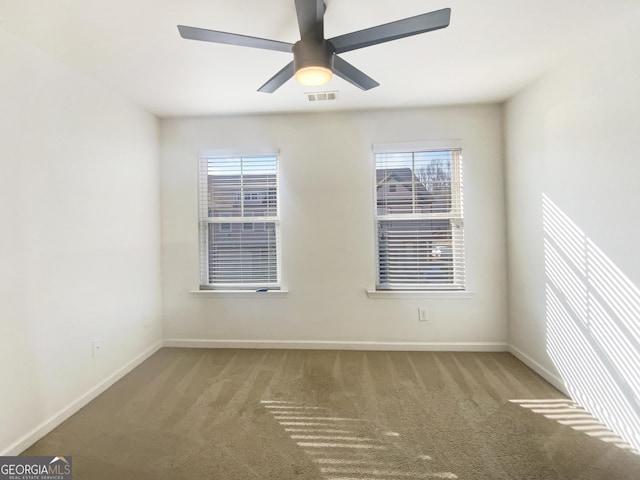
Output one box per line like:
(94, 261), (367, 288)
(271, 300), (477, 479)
(376, 168), (432, 200)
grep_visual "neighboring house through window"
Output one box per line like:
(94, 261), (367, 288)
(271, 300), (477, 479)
(198, 151), (280, 290)
(374, 142), (465, 291)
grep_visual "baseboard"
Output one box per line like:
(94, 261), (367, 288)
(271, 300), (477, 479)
(1, 340), (163, 456)
(508, 344), (569, 396)
(164, 338), (509, 352)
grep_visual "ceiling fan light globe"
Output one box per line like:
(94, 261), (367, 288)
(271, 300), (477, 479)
(295, 66), (333, 86)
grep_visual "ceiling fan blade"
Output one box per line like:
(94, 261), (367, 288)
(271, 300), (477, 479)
(332, 55), (379, 91)
(328, 8), (451, 54)
(258, 61), (295, 93)
(178, 25), (293, 53)
(294, 0), (325, 41)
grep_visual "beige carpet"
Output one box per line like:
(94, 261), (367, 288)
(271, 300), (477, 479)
(23, 349), (640, 479)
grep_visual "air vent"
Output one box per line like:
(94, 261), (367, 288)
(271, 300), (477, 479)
(306, 90), (339, 102)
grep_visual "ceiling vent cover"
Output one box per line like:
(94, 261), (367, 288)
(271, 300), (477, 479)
(306, 90), (339, 102)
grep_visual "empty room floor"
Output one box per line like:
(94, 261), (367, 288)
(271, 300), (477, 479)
(23, 349), (640, 479)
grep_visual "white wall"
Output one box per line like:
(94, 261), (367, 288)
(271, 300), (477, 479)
(504, 11), (640, 450)
(0, 30), (162, 454)
(160, 105), (508, 348)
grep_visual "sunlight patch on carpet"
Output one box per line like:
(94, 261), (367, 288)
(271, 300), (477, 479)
(261, 399), (458, 479)
(510, 398), (639, 454)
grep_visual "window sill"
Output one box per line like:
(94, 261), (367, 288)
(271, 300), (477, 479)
(366, 289), (474, 299)
(190, 289), (289, 298)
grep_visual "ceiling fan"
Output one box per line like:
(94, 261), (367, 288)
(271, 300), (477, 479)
(178, 0), (451, 93)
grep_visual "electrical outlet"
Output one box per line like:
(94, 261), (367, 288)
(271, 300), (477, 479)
(418, 308), (429, 322)
(143, 316), (153, 328)
(92, 338), (103, 357)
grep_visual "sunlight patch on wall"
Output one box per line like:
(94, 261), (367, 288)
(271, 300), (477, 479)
(542, 194), (640, 451)
(260, 399), (458, 479)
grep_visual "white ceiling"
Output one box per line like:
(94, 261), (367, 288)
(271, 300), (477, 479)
(1, 0), (638, 117)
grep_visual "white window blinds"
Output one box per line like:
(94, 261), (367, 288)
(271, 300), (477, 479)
(199, 154), (280, 290)
(374, 147), (465, 290)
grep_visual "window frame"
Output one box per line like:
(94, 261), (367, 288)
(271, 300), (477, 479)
(372, 141), (466, 292)
(198, 149), (281, 291)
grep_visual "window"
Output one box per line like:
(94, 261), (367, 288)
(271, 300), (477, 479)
(219, 212), (232, 232)
(374, 145), (464, 291)
(199, 153), (280, 290)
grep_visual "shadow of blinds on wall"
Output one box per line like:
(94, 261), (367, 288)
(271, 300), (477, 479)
(198, 150), (280, 290)
(374, 142), (464, 291)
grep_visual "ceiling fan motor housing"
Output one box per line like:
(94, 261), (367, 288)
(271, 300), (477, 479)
(292, 40), (335, 72)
